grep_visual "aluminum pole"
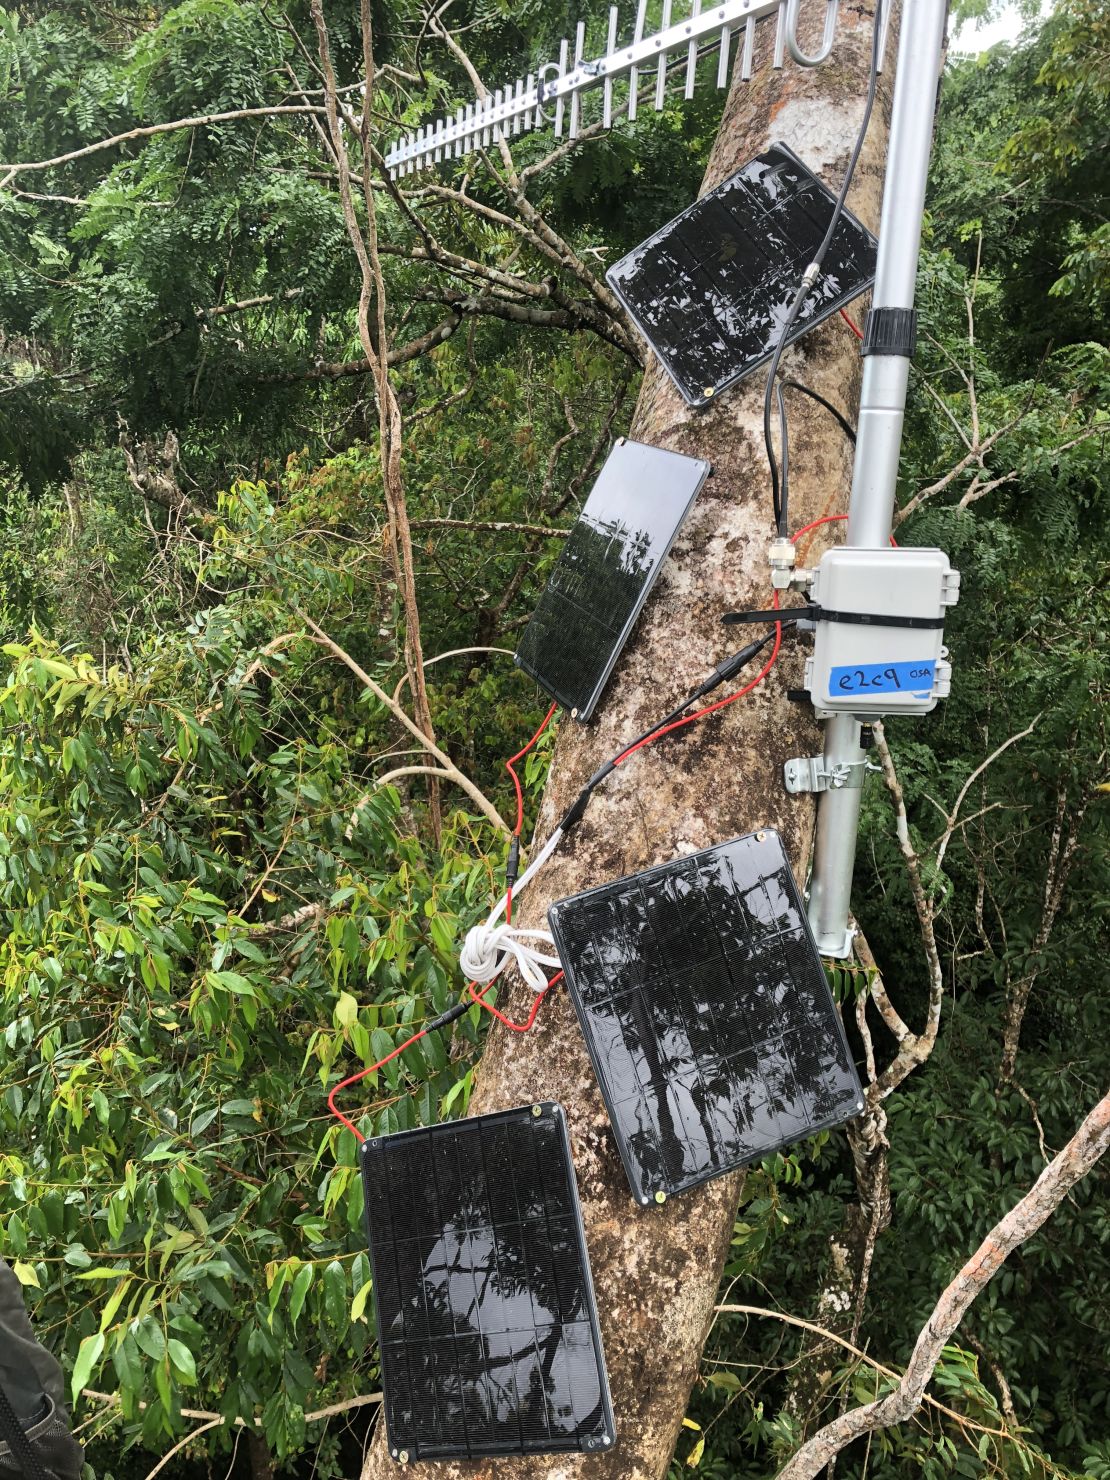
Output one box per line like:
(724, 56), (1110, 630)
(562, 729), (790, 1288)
(807, 0), (948, 956)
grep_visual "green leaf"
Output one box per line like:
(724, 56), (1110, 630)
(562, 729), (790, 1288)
(323, 1259), (348, 1334)
(133, 1319), (166, 1361)
(71, 1332), (105, 1405)
(288, 1264), (313, 1329)
(351, 1278), (373, 1323)
(11, 1260), (39, 1289)
(98, 1277), (133, 1334)
(167, 1338), (197, 1385)
(113, 1333), (143, 1392)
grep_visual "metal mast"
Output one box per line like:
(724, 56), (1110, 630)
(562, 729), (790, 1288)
(806, 0), (949, 955)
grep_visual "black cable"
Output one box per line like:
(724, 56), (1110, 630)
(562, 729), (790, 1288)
(764, 0), (884, 536)
(558, 627), (793, 833)
(775, 380), (789, 533)
(781, 378), (857, 445)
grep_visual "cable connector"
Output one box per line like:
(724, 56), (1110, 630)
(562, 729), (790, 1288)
(768, 535), (796, 590)
(505, 836), (521, 892)
(707, 632), (778, 689)
(559, 759), (615, 833)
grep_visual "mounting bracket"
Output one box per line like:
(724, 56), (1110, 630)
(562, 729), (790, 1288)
(784, 754), (878, 795)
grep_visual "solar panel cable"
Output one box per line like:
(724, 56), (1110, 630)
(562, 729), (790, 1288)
(764, 0), (884, 536)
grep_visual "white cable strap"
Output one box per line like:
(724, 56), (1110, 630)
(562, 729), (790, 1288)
(459, 827), (565, 994)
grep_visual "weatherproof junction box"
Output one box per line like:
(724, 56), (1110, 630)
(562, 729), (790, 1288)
(804, 547), (960, 718)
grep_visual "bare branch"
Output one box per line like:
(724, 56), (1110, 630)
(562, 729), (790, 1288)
(411, 518), (567, 538)
(870, 723), (944, 1100)
(262, 312), (463, 382)
(83, 1389), (381, 1427)
(713, 1306), (1010, 1441)
(775, 1089), (1110, 1480)
(0, 106), (326, 184)
(143, 1417), (225, 1480)
(310, 0), (442, 837)
(933, 714), (1041, 878)
(295, 608), (509, 836)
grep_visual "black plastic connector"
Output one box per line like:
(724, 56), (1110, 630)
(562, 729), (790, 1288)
(709, 633), (776, 687)
(861, 306), (918, 360)
(559, 758), (616, 834)
(426, 999), (472, 1034)
(505, 836), (521, 892)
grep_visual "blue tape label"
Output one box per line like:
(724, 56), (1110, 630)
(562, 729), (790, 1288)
(829, 660), (935, 696)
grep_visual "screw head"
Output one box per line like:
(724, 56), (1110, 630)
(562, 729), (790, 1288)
(654, 1190), (667, 1205)
(398, 1451), (410, 1465)
(571, 707), (579, 719)
(755, 830), (767, 842)
(703, 385), (715, 398)
(532, 1104), (543, 1117)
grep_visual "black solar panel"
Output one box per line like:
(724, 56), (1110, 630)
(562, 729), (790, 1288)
(514, 438), (710, 722)
(361, 1104), (615, 1462)
(606, 143), (878, 410)
(547, 831), (863, 1205)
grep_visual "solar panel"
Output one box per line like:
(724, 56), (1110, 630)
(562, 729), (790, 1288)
(514, 438), (710, 722)
(606, 143), (878, 410)
(361, 1104), (615, 1462)
(547, 831), (863, 1205)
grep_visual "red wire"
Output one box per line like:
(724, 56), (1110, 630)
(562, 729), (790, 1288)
(506, 701), (557, 835)
(792, 512), (898, 550)
(612, 614), (783, 766)
(840, 308), (864, 340)
(326, 703), (561, 1139)
(467, 971), (564, 1031)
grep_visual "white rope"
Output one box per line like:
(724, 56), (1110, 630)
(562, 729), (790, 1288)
(459, 923), (561, 994)
(459, 828), (564, 994)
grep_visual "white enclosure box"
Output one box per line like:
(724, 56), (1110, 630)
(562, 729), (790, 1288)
(804, 547), (960, 717)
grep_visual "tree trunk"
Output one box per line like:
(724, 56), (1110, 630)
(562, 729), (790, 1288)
(361, 7), (892, 1476)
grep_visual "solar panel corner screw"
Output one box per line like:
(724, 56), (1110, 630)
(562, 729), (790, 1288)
(398, 1450), (410, 1465)
(532, 1103), (543, 1117)
(654, 1189), (667, 1204)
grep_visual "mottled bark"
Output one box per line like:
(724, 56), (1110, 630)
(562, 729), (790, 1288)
(361, 7), (891, 1477)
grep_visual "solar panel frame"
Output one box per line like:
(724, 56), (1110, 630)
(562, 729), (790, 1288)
(360, 1103), (616, 1463)
(514, 438), (710, 722)
(606, 142), (878, 410)
(547, 830), (864, 1205)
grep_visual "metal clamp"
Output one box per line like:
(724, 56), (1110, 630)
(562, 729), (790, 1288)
(784, 0), (838, 66)
(784, 755), (878, 794)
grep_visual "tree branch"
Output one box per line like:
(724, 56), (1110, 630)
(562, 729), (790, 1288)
(310, 0), (442, 838)
(411, 517), (567, 538)
(775, 1089), (1110, 1480)
(0, 106), (327, 184)
(870, 723), (944, 1100)
(294, 608), (509, 835)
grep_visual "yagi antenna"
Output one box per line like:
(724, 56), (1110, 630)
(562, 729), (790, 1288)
(385, 0), (892, 178)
